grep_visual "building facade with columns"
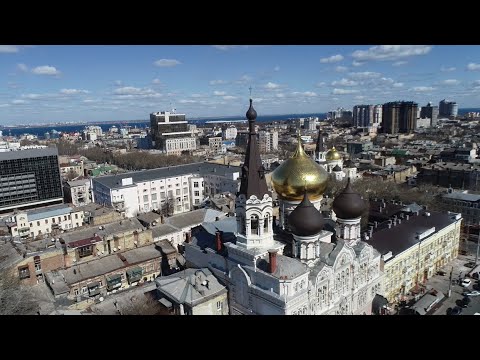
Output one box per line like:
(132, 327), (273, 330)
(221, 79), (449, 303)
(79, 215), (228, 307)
(184, 99), (383, 315)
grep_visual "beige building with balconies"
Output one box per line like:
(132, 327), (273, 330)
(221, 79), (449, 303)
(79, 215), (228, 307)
(368, 210), (462, 303)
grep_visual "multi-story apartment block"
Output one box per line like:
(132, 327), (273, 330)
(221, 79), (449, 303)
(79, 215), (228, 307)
(64, 179), (93, 207)
(368, 210), (462, 303)
(6, 204), (85, 239)
(353, 105), (374, 129)
(150, 111), (196, 155)
(0, 147), (63, 212)
(223, 125), (238, 140)
(442, 189), (480, 226)
(258, 130), (278, 153)
(439, 99), (458, 118)
(92, 163), (240, 217)
(382, 101), (418, 134)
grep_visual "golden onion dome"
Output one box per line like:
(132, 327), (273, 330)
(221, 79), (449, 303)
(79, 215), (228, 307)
(325, 146), (342, 161)
(271, 137), (329, 201)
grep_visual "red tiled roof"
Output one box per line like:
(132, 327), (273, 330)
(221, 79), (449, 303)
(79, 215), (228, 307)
(68, 235), (102, 248)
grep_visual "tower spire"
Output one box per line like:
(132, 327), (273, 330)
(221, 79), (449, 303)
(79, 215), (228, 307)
(239, 98), (270, 199)
(315, 128), (325, 154)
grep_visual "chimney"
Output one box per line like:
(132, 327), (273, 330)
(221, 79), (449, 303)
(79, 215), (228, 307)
(268, 249), (278, 274)
(160, 215), (165, 224)
(215, 231), (223, 252)
(369, 228), (373, 237)
(374, 221), (378, 228)
(406, 214), (410, 220)
(185, 232), (191, 244)
(215, 217), (220, 221)
(398, 219), (402, 224)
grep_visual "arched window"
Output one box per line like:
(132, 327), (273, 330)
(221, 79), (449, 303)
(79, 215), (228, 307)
(264, 214), (269, 233)
(250, 215), (259, 235)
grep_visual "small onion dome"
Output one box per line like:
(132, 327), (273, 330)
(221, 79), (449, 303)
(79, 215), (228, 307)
(326, 146), (342, 161)
(332, 164), (342, 172)
(288, 191), (324, 236)
(344, 159), (355, 168)
(246, 99), (257, 121)
(332, 178), (366, 219)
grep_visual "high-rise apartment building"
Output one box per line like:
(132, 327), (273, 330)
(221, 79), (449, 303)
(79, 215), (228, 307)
(420, 102), (439, 127)
(353, 105), (374, 128)
(150, 111), (196, 155)
(382, 101), (418, 134)
(439, 99), (458, 118)
(0, 147), (63, 212)
(258, 130), (278, 153)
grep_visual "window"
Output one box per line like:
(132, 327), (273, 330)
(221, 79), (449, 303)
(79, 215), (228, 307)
(195, 199), (200, 204)
(52, 218), (56, 223)
(264, 214), (269, 232)
(75, 214), (78, 220)
(35, 263), (41, 272)
(64, 216), (67, 221)
(151, 193), (157, 201)
(176, 189), (181, 196)
(194, 182), (199, 188)
(217, 301), (222, 311)
(151, 187), (156, 191)
(194, 191), (200, 197)
(81, 287), (88, 294)
(68, 215), (71, 220)
(183, 187), (188, 193)
(18, 266), (30, 279)
(45, 219), (48, 224)
(251, 215), (259, 235)
(78, 245), (93, 258)
(99, 281), (103, 287)
(143, 195), (149, 202)
(37, 221), (40, 226)
(74, 289), (79, 296)
(168, 185), (172, 188)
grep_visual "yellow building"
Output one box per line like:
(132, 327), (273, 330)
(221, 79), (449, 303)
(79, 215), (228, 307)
(367, 210), (462, 303)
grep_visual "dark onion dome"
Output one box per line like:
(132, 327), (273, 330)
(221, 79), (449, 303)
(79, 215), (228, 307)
(288, 191), (324, 236)
(332, 164), (342, 172)
(246, 99), (257, 121)
(332, 178), (366, 219)
(344, 159), (355, 168)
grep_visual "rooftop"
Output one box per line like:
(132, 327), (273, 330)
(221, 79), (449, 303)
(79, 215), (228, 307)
(151, 224), (179, 239)
(165, 208), (225, 230)
(155, 268), (226, 306)
(92, 162), (241, 189)
(25, 204), (73, 222)
(367, 210), (461, 258)
(443, 191), (480, 202)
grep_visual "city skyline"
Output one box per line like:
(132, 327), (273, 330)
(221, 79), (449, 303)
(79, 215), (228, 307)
(1, 45), (480, 124)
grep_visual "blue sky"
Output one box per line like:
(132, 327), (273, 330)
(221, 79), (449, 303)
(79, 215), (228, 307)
(1, 45), (480, 125)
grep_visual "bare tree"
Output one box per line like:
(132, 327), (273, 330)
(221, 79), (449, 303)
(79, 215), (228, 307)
(119, 293), (167, 315)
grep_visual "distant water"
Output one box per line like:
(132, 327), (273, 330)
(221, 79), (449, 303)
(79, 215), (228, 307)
(0, 113), (327, 138)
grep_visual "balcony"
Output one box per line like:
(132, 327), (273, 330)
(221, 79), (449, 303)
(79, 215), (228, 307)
(106, 274), (122, 291)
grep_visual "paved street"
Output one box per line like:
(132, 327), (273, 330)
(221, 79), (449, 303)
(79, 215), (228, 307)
(427, 245), (480, 315)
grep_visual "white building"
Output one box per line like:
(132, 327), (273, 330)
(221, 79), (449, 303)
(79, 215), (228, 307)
(92, 163), (241, 218)
(258, 130), (278, 153)
(304, 117), (318, 131)
(6, 204), (85, 239)
(223, 125), (238, 140)
(185, 99), (382, 315)
(64, 179), (93, 207)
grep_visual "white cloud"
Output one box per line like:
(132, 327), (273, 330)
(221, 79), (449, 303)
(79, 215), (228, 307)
(113, 86), (162, 98)
(303, 91), (317, 97)
(332, 78), (358, 86)
(209, 79), (228, 85)
(275, 93), (285, 98)
(0, 104), (10, 107)
(213, 91), (226, 96)
(274, 65), (280, 71)
(17, 63), (28, 72)
(335, 66), (348, 73)
(114, 80), (123, 86)
(60, 88), (89, 95)
(379, 77), (395, 85)
(473, 80), (480, 86)
(316, 82), (326, 87)
(332, 88), (359, 95)
(31, 65), (61, 76)
(0, 45), (19, 53)
(354, 95), (366, 100)
(190, 94), (205, 98)
(352, 61), (363, 67)
(467, 63), (480, 71)
(441, 66), (456, 72)
(392, 61), (408, 66)
(152, 78), (161, 84)
(441, 79), (460, 86)
(12, 99), (28, 104)
(154, 59), (181, 67)
(348, 71), (381, 80)
(411, 86), (435, 92)
(212, 45), (236, 51)
(320, 54), (344, 63)
(223, 95), (237, 100)
(236, 75), (253, 84)
(179, 99), (198, 104)
(264, 82), (281, 89)
(83, 99), (98, 103)
(393, 82), (404, 87)
(352, 45), (432, 61)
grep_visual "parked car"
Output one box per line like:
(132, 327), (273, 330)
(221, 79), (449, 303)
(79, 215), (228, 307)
(436, 270), (446, 276)
(460, 296), (471, 308)
(463, 290), (480, 297)
(448, 306), (462, 315)
(461, 278), (472, 287)
(464, 262), (476, 268)
(472, 272), (479, 280)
